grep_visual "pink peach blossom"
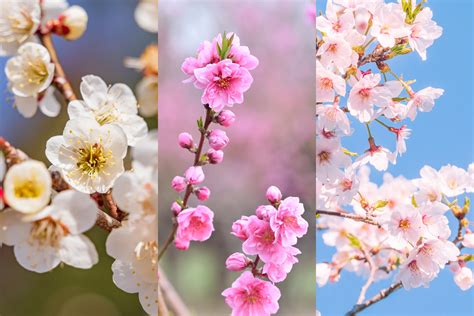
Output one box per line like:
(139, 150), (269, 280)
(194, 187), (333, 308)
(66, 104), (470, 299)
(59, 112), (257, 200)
(269, 197), (308, 247)
(184, 166), (205, 185)
(175, 205), (215, 250)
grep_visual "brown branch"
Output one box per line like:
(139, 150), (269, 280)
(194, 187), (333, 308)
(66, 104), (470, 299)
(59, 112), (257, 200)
(0, 137), (28, 168)
(158, 106), (213, 261)
(316, 209), (381, 228)
(346, 282), (402, 316)
(39, 33), (77, 102)
(159, 269), (192, 316)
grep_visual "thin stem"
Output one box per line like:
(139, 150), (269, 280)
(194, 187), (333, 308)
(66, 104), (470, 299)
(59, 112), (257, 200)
(365, 123), (373, 138)
(158, 106), (213, 261)
(374, 118), (393, 131)
(316, 209), (381, 228)
(346, 282), (402, 315)
(356, 243), (377, 304)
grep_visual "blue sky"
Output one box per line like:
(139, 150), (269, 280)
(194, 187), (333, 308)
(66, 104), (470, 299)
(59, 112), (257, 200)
(317, 1), (474, 315)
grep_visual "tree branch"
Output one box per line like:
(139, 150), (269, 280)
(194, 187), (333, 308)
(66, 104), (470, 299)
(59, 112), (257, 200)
(346, 282), (402, 316)
(316, 209), (381, 228)
(159, 269), (192, 316)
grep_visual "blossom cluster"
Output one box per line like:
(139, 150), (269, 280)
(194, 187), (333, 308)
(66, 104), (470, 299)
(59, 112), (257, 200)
(223, 186), (308, 316)
(2, 0), (88, 117)
(167, 32), (258, 251)
(317, 164), (474, 291)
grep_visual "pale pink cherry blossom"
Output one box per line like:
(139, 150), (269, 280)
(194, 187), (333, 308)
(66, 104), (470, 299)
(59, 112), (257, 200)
(452, 265), (474, 291)
(226, 252), (251, 271)
(316, 103), (351, 135)
(316, 137), (351, 181)
(438, 164), (469, 197)
(316, 0), (355, 36)
(222, 271), (281, 316)
(381, 99), (408, 121)
(269, 196), (308, 247)
(393, 125), (411, 156)
(370, 2), (410, 48)
(333, 0), (381, 13)
(347, 73), (400, 122)
(353, 145), (396, 172)
(396, 254), (434, 290)
(406, 87), (444, 121)
(406, 5), (443, 60)
(262, 246), (300, 283)
(3, 190), (99, 273)
(419, 206), (451, 240)
(412, 165), (445, 205)
(467, 163), (474, 193)
(242, 215), (286, 264)
(316, 61), (346, 103)
(384, 204), (424, 247)
(316, 262), (332, 287)
(377, 173), (416, 211)
(415, 239), (460, 274)
(174, 205), (214, 250)
(354, 8), (372, 34)
(316, 34), (353, 71)
(194, 59), (253, 112)
(462, 232), (474, 248)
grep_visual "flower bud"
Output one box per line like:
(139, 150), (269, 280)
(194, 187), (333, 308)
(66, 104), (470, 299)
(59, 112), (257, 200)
(184, 166), (205, 185)
(207, 149), (224, 164)
(58, 6), (88, 40)
(171, 202), (182, 215)
(178, 132), (194, 149)
(231, 216), (249, 240)
(225, 252), (250, 271)
(207, 129), (229, 150)
(266, 186), (282, 204)
(195, 186), (211, 201)
(216, 110), (236, 127)
(171, 176), (186, 192)
(256, 205), (275, 221)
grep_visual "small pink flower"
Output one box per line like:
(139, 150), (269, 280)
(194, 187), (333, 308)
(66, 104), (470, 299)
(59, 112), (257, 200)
(194, 59), (253, 112)
(178, 132), (194, 149)
(195, 186), (211, 201)
(225, 252), (250, 271)
(171, 176), (186, 192)
(270, 197), (308, 247)
(184, 166), (205, 185)
(216, 109), (236, 127)
(208, 129), (229, 150)
(231, 216), (250, 240)
(175, 205), (215, 250)
(207, 149), (224, 164)
(222, 271), (281, 316)
(262, 246), (300, 283)
(265, 186), (282, 204)
(171, 202), (182, 215)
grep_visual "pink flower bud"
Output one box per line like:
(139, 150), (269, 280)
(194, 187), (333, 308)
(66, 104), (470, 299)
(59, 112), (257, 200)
(216, 110), (236, 127)
(171, 176), (186, 192)
(185, 166), (205, 185)
(207, 149), (224, 164)
(207, 129), (229, 150)
(195, 186), (211, 201)
(266, 186), (282, 203)
(171, 202), (182, 215)
(57, 6), (88, 40)
(256, 205), (276, 221)
(231, 216), (250, 240)
(178, 132), (194, 149)
(225, 252), (250, 271)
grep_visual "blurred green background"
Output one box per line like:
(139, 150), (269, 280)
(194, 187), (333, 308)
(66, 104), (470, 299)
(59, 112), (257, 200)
(158, 1), (315, 315)
(0, 1), (156, 315)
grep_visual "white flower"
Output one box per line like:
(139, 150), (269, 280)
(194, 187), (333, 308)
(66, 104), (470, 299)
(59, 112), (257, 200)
(112, 161), (157, 220)
(384, 204), (424, 247)
(438, 164), (469, 197)
(134, 0), (158, 33)
(136, 76), (158, 117)
(406, 87), (444, 121)
(2, 190), (99, 273)
(353, 146), (396, 172)
(106, 215), (157, 315)
(3, 160), (52, 214)
(396, 255), (433, 290)
(316, 262), (331, 287)
(0, 0), (40, 56)
(68, 75), (148, 146)
(14, 86), (61, 118)
(453, 266), (474, 291)
(58, 5), (88, 41)
(316, 137), (351, 181)
(371, 2), (410, 48)
(407, 6), (442, 60)
(45, 118), (128, 194)
(462, 233), (474, 248)
(316, 61), (346, 103)
(5, 43), (55, 97)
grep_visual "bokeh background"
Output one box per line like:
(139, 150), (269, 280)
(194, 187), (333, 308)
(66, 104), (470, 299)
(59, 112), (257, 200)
(316, 0), (474, 315)
(0, 1), (156, 315)
(158, 0), (315, 315)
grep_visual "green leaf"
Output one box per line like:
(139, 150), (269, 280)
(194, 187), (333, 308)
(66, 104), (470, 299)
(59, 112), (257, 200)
(346, 233), (362, 249)
(373, 200), (389, 209)
(176, 198), (184, 207)
(411, 195), (418, 208)
(197, 117), (203, 129)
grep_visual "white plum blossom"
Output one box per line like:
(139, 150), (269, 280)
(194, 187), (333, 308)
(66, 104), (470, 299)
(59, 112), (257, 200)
(136, 75), (158, 117)
(3, 160), (52, 214)
(2, 190), (99, 273)
(134, 0), (158, 33)
(68, 75), (148, 146)
(0, 0), (40, 56)
(45, 118), (128, 194)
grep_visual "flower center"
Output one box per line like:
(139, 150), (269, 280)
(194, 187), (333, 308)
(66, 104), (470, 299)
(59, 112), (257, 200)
(340, 178), (352, 191)
(94, 101), (120, 125)
(29, 217), (69, 247)
(14, 179), (43, 198)
(134, 240), (158, 265)
(398, 218), (411, 231)
(358, 88), (371, 99)
(327, 43), (338, 53)
(4, 9), (35, 43)
(218, 77), (231, 89)
(318, 151), (331, 164)
(408, 260), (419, 273)
(76, 143), (112, 178)
(320, 77), (333, 89)
(24, 58), (48, 85)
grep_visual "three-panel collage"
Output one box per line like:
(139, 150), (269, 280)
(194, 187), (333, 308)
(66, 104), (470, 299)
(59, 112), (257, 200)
(0, 0), (472, 315)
